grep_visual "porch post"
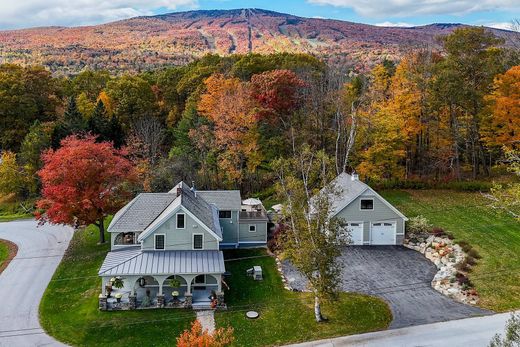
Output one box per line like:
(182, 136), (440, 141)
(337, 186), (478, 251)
(217, 274), (222, 292)
(101, 277), (109, 296)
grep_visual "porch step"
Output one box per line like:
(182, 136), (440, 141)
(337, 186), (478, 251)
(193, 303), (213, 310)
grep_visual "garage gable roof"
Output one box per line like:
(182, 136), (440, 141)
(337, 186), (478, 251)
(327, 173), (408, 220)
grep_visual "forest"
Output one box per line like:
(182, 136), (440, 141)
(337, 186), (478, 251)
(0, 27), (519, 209)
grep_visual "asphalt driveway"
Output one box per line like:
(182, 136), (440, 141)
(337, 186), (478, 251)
(282, 246), (492, 328)
(0, 220), (73, 346)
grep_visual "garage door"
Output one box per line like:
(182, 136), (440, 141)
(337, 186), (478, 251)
(371, 222), (396, 245)
(345, 222), (364, 245)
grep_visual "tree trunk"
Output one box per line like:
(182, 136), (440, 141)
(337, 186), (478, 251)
(98, 218), (106, 244)
(314, 295), (324, 322)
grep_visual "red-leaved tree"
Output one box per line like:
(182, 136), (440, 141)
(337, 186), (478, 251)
(250, 69), (306, 123)
(176, 320), (234, 347)
(36, 135), (137, 243)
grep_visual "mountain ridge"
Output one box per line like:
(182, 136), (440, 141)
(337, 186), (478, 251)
(0, 8), (514, 74)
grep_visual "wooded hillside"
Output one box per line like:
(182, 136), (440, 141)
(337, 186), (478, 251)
(0, 28), (519, 204)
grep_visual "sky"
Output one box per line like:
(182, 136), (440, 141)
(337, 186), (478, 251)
(0, 0), (519, 30)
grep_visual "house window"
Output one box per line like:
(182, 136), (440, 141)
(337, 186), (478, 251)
(155, 234), (165, 250)
(193, 234), (203, 250)
(249, 225), (256, 232)
(219, 210), (232, 219)
(360, 199), (374, 210)
(194, 275), (205, 284)
(176, 213), (185, 229)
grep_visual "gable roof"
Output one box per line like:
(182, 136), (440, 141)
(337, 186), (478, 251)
(327, 172), (408, 220)
(137, 181), (223, 242)
(196, 190), (242, 210)
(107, 193), (177, 233)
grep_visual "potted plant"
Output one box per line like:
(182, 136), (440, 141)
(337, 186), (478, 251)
(112, 276), (124, 290)
(115, 293), (123, 303)
(169, 278), (181, 300)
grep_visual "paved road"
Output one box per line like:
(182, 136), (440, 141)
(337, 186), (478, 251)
(282, 246), (491, 328)
(287, 311), (517, 347)
(0, 220), (73, 347)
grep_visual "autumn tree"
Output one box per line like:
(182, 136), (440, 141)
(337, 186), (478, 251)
(274, 146), (346, 322)
(0, 152), (25, 198)
(483, 65), (520, 149)
(0, 64), (59, 151)
(198, 74), (260, 186)
(19, 121), (53, 196)
(37, 135), (137, 243)
(434, 27), (505, 178)
(176, 320), (234, 347)
(250, 69), (305, 123)
(105, 75), (159, 129)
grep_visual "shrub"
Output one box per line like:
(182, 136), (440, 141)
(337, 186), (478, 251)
(490, 313), (520, 347)
(455, 260), (471, 273)
(457, 240), (473, 253)
(467, 248), (482, 259)
(466, 256), (477, 266)
(177, 320), (234, 347)
(406, 215), (432, 235)
(444, 232), (455, 240)
(456, 273), (473, 287)
(431, 227), (445, 236)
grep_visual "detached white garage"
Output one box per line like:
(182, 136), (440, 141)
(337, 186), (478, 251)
(345, 222), (364, 245)
(371, 222), (396, 245)
(319, 172), (408, 246)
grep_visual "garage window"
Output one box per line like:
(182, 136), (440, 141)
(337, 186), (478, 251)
(360, 199), (374, 210)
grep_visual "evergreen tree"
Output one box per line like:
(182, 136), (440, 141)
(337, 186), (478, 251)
(51, 96), (86, 148)
(87, 100), (125, 148)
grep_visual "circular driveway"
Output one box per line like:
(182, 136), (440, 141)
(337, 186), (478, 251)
(0, 220), (73, 346)
(282, 246), (492, 328)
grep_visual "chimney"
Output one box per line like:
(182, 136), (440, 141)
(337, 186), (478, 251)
(176, 187), (182, 197)
(351, 172), (359, 181)
(191, 181), (197, 197)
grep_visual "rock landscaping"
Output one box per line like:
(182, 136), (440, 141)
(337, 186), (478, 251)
(404, 232), (480, 305)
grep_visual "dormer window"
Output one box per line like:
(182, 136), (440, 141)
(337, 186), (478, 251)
(154, 234), (165, 250)
(219, 210), (232, 219)
(360, 199), (374, 210)
(176, 213), (185, 229)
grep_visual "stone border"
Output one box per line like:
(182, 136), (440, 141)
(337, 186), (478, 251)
(404, 235), (479, 305)
(0, 238), (18, 275)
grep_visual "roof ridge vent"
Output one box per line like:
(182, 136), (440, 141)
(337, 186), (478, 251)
(351, 172), (359, 181)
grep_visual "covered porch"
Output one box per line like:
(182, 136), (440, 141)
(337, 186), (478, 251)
(98, 249), (226, 310)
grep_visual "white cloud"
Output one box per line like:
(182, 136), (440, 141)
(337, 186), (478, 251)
(307, 0), (520, 18)
(375, 21), (414, 27)
(0, 0), (199, 29)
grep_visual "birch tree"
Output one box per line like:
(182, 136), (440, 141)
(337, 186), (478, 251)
(273, 146), (346, 322)
(486, 149), (520, 220)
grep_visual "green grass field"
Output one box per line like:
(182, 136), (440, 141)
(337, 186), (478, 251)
(0, 240), (9, 269)
(215, 249), (391, 346)
(39, 222), (195, 347)
(382, 190), (520, 312)
(0, 199), (34, 222)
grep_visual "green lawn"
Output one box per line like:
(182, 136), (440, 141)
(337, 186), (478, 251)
(0, 240), (9, 269)
(39, 222), (195, 347)
(41, 225), (390, 347)
(0, 199), (34, 221)
(215, 249), (392, 346)
(382, 190), (520, 312)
